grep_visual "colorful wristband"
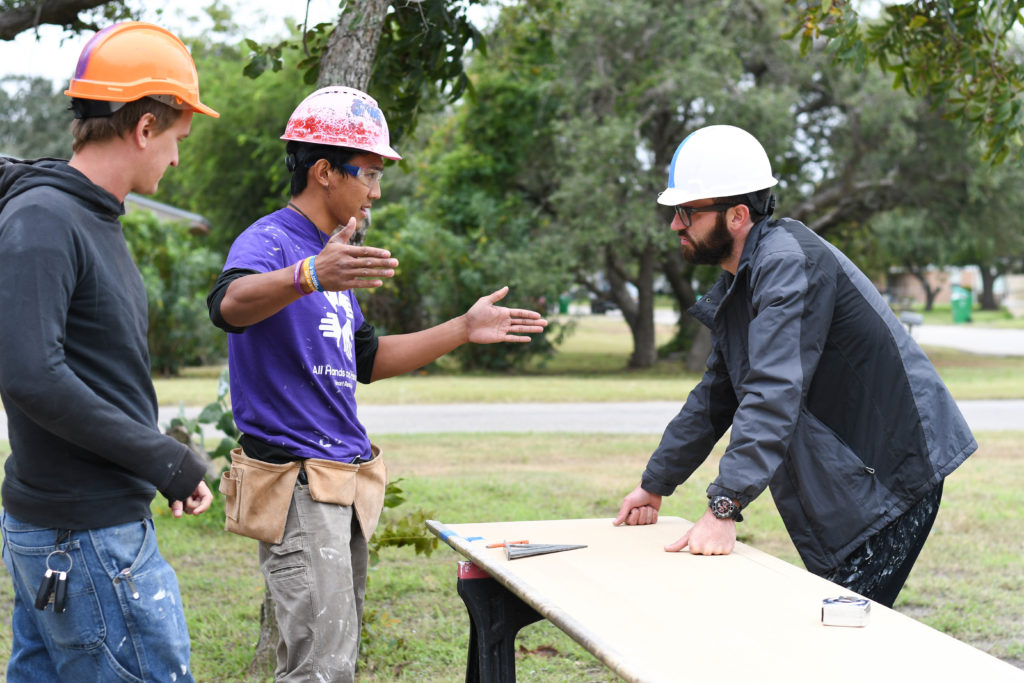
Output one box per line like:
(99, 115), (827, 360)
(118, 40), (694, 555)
(301, 257), (315, 293)
(293, 261), (309, 295)
(308, 256), (325, 292)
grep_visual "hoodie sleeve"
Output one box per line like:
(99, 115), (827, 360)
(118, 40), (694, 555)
(0, 193), (204, 503)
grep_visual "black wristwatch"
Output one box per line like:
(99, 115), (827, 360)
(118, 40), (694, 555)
(709, 495), (743, 522)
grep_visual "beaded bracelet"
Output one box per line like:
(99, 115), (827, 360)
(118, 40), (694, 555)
(307, 256), (325, 292)
(293, 260), (309, 295)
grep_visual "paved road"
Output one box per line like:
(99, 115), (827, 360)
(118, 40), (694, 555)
(1, 324), (1021, 441)
(1, 399), (1017, 441)
(352, 399), (1022, 435)
(628, 306), (1024, 357)
(911, 324), (1024, 356)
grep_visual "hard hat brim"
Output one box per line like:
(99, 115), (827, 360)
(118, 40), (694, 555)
(657, 178), (778, 207)
(190, 101), (220, 118)
(656, 188), (688, 206)
(64, 91), (221, 119)
(377, 145), (402, 161)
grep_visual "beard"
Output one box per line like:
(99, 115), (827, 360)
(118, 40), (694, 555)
(681, 211), (734, 266)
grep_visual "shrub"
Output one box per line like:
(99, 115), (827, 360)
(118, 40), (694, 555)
(121, 211), (226, 375)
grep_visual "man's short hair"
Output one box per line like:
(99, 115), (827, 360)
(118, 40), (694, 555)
(286, 141), (358, 197)
(71, 97), (182, 153)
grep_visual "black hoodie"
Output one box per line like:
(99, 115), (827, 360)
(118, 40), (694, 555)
(0, 157), (205, 529)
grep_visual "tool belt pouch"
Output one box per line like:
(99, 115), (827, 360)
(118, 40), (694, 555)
(218, 448), (300, 545)
(304, 445), (387, 538)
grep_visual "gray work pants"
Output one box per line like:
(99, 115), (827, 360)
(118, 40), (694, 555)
(259, 483), (368, 683)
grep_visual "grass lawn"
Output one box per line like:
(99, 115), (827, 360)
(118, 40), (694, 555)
(153, 313), (1024, 405)
(0, 431), (1021, 681)
(919, 306), (1024, 328)
(2, 311), (1022, 680)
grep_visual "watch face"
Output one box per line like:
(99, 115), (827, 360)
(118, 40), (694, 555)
(710, 496), (737, 519)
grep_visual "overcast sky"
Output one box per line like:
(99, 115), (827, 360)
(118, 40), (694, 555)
(1, 0), (343, 87)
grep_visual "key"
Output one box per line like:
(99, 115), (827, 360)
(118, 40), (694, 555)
(53, 571), (68, 614)
(37, 547), (73, 613)
(34, 569), (56, 611)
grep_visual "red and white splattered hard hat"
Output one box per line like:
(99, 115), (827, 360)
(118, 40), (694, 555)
(281, 86), (401, 160)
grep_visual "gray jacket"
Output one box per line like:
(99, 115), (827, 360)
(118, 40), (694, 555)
(642, 217), (976, 575)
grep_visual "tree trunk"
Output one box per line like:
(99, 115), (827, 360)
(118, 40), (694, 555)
(661, 250), (708, 372)
(685, 326), (713, 371)
(317, 0), (391, 89)
(606, 244), (658, 368)
(978, 264), (1001, 311)
(908, 268), (939, 311)
(248, 584), (279, 678)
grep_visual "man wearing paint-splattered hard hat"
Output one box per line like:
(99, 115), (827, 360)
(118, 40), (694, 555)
(206, 86), (548, 682)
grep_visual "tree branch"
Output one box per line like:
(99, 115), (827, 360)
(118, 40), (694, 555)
(0, 0), (110, 41)
(787, 172), (902, 235)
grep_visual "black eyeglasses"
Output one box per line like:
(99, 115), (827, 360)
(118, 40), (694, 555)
(673, 203), (737, 228)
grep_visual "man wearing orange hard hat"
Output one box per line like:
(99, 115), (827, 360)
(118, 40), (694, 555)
(0, 21), (217, 682)
(206, 86), (547, 681)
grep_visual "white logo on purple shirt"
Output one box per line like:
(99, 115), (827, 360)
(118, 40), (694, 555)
(321, 292), (355, 359)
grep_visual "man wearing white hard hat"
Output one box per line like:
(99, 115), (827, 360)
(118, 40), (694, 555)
(206, 86), (547, 682)
(615, 125), (975, 607)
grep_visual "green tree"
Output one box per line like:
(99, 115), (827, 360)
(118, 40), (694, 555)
(954, 160), (1024, 309)
(424, 0), (823, 367)
(787, 0), (1024, 162)
(404, 14), (568, 367)
(7, 0), (1024, 161)
(242, 0), (485, 146)
(873, 209), (950, 311)
(410, 0), (1005, 369)
(152, 31), (310, 252)
(0, 76), (72, 159)
(121, 211), (226, 374)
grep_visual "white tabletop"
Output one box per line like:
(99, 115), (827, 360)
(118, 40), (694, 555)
(427, 517), (1024, 683)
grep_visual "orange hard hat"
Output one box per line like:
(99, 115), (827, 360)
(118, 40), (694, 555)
(281, 87), (400, 160)
(64, 21), (218, 118)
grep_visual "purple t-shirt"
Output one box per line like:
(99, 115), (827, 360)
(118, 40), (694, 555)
(224, 208), (371, 463)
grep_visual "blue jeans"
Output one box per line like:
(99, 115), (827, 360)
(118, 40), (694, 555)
(1, 511), (194, 682)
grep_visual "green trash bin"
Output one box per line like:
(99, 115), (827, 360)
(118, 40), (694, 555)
(558, 293), (571, 314)
(951, 285), (973, 323)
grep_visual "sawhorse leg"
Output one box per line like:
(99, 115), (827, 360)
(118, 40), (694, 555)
(456, 561), (543, 683)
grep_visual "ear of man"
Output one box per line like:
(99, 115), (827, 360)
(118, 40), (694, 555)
(310, 158), (332, 188)
(132, 112), (159, 149)
(727, 203), (753, 236)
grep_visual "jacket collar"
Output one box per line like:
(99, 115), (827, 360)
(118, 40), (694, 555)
(735, 214), (772, 279)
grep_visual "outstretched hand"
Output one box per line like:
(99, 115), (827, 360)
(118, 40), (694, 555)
(313, 218), (399, 291)
(464, 286), (548, 344)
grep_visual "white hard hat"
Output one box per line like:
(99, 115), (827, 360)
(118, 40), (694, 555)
(657, 125), (777, 206)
